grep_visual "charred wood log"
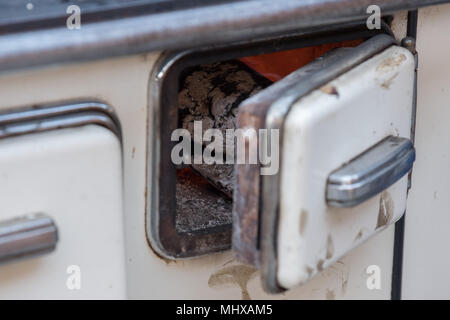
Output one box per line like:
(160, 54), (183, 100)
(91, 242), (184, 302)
(178, 61), (272, 196)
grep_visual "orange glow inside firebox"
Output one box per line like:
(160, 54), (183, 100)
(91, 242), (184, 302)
(239, 39), (363, 82)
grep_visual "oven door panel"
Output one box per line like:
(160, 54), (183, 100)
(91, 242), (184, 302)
(0, 122), (126, 299)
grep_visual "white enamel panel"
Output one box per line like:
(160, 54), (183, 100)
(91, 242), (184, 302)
(403, 3), (450, 299)
(278, 46), (415, 289)
(0, 125), (125, 299)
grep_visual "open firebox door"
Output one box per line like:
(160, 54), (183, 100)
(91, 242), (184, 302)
(233, 34), (416, 292)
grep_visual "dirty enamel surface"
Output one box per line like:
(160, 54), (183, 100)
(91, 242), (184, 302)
(277, 45), (415, 289)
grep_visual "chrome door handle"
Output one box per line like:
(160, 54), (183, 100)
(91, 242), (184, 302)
(326, 136), (415, 208)
(0, 214), (58, 264)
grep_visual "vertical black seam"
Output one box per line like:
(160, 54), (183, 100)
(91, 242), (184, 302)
(391, 9), (418, 301)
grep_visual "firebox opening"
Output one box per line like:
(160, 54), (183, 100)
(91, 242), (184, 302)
(173, 40), (363, 235)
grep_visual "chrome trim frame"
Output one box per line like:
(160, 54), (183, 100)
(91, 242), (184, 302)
(0, 102), (122, 140)
(326, 136), (415, 208)
(0, 0), (447, 73)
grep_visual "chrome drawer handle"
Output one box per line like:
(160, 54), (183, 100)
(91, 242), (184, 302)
(0, 213), (58, 264)
(326, 136), (415, 208)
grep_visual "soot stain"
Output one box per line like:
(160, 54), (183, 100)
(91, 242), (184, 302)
(208, 264), (257, 300)
(354, 229), (364, 242)
(376, 191), (394, 229)
(326, 234), (334, 260)
(326, 289), (336, 300)
(377, 54), (406, 73)
(317, 259), (325, 272)
(299, 209), (308, 236)
(380, 72), (399, 89)
(320, 84), (339, 97)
